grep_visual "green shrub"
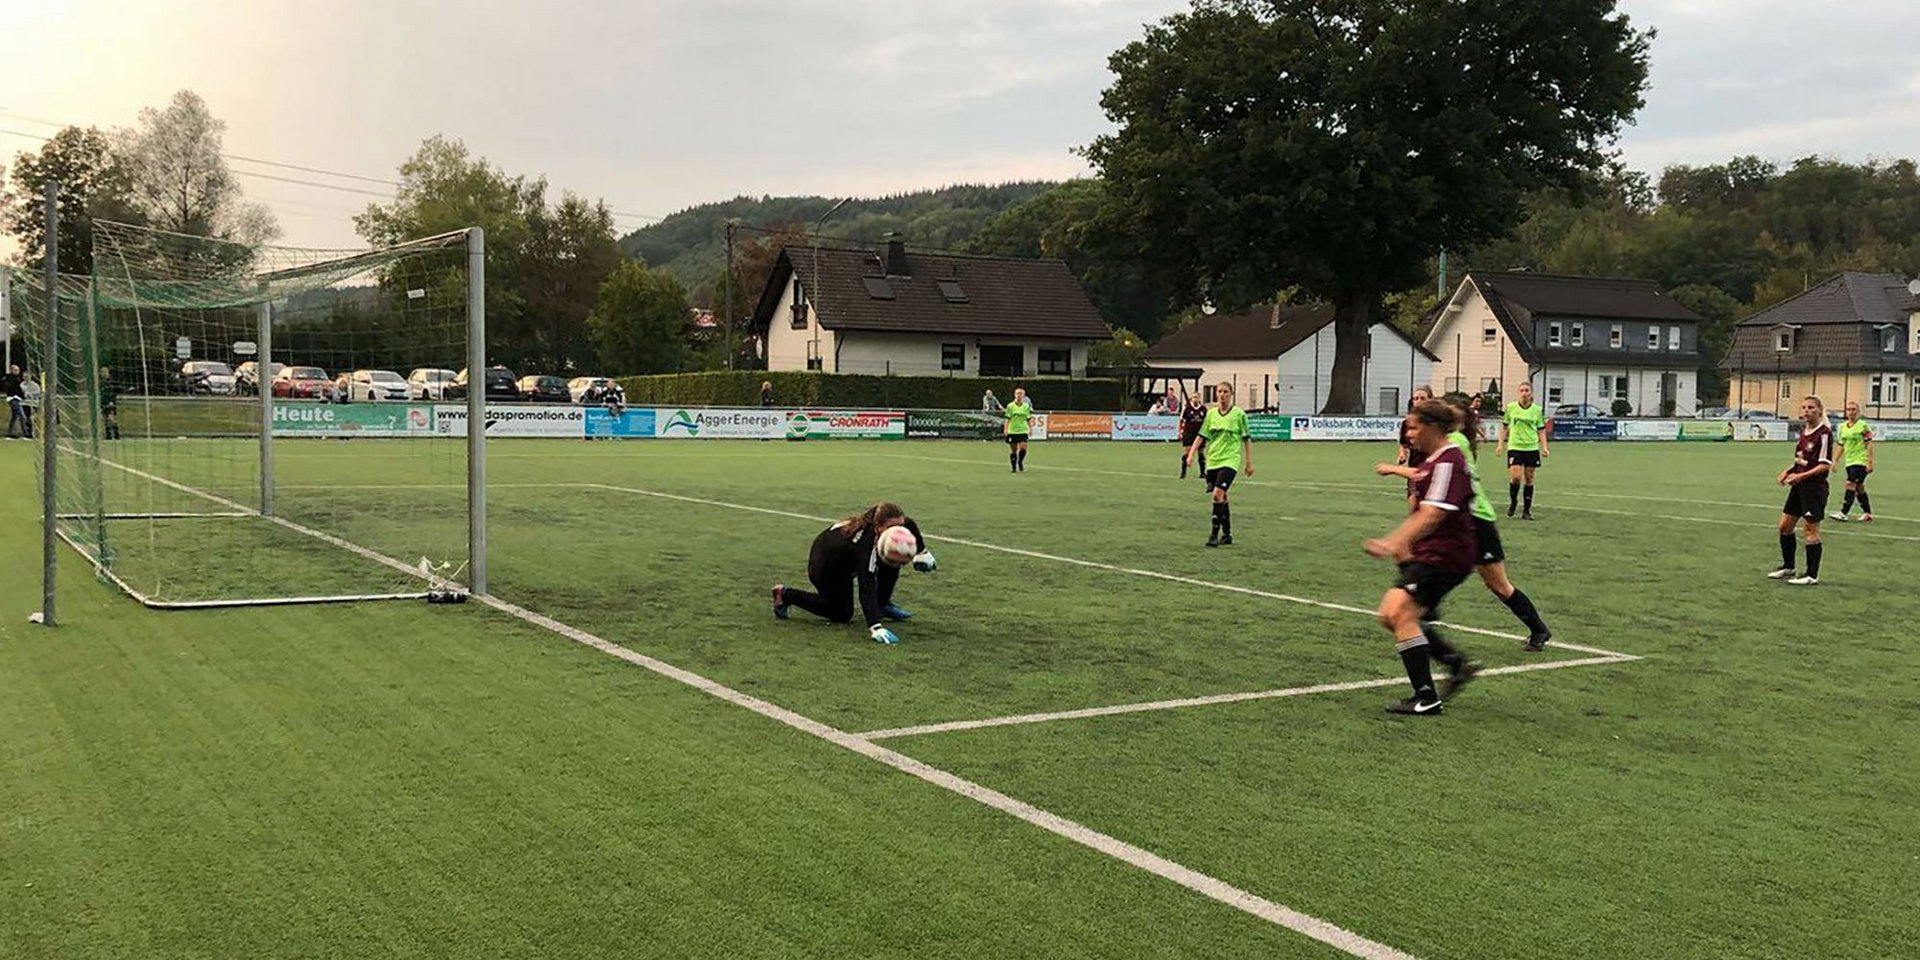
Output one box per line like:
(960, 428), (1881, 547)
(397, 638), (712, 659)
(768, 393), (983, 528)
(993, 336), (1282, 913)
(613, 371), (1125, 411)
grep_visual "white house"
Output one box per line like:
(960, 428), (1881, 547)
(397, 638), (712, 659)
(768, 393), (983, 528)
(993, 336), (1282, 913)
(1424, 272), (1706, 417)
(751, 236), (1109, 378)
(1143, 303), (1437, 414)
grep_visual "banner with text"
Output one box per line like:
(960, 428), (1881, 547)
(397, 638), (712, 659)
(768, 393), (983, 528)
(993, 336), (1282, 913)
(906, 410), (1002, 440)
(1870, 421), (1920, 441)
(272, 401), (432, 437)
(1039, 412), (1113, 440)
(1679, 420), (1734, 442)
(584, 408), (659, 438)
(1110, 414), (1180, 441)
(786, 410), (906, 440)
(654, 407), (787, 440)
(433, 404), (586, 438)
(1614, 420), (1681, 442)
(1248, 414), (1292, 441)
(1287, 416), (1401, 441)
(1732, 420), (1794, 442)
(1550, 418), (1617, 441)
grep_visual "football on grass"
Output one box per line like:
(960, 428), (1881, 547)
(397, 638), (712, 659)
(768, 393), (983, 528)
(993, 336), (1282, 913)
(877, 525), (919, 567)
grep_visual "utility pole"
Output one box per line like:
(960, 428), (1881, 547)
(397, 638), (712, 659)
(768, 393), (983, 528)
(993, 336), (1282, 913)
(810, 198), (851, 372)
(723, 219), (737, 370)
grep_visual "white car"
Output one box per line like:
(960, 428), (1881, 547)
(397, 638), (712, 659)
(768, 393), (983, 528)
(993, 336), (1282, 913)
(349, 369), (411, 402)
(181, 360), (236, 396)
(568, 376), (614, 403)
(408, 368), (457, 400)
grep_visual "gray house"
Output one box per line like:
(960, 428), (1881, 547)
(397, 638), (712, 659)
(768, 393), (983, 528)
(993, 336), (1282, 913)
(1720, 272), (1920, 419)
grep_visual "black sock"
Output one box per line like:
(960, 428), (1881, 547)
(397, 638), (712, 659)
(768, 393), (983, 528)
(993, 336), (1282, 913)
(1396, 635), (1437, 700)
(1841, 489), (1856, 514)
(1017, 448), (1027, 469)
(1010, 450), (1018, 469)
(1523, 484), (1535, 513)
(1179, 454), (1188, 478)
(1779, 534), (1796, 570)
(1858, 490), (1872, 514)
(1424, 623), (1465, 671)
(1509, 481), (1520, 511)
(1501, 588), (1549, 636)
(1220, 502), (1231, 537)
(1210, 501), (1224, 535)
(1805, 542), (1823, 578)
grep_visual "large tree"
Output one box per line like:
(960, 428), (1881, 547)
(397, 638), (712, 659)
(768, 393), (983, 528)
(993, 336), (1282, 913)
(588, 259), (691, 375)
(1086, 0), (1650, 412)
(3, 126), (142, 273)
(118, 90), (278, 243)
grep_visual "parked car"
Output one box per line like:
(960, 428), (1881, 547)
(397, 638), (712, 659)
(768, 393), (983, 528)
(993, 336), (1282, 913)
(1552, 403), (1610, 419)
(1697, 406), (1732, 419)
(349, 369), (411, 402)
(517, 375), (570, 403)
(568, 376), (614, 403)
(444, 366), (519, 401)
(408, 368), (457, 400)
(272, 366), (333, 399)
(235, 361), (285, 395)
(1739, 408), (1783, 420)
(180, 360), (236, 396)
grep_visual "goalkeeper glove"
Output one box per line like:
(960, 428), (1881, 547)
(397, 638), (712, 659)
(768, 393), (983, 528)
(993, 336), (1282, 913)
(869, 624), (901, 645)
(911, 550), (937, 573)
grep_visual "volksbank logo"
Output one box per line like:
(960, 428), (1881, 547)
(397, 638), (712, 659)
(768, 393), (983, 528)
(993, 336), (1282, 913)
(664, 410), (700, 436)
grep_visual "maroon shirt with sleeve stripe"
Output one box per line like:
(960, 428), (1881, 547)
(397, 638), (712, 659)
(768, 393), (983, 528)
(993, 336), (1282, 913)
(1409, 444), (1477, 572)
(1792, 423), (1834, 488)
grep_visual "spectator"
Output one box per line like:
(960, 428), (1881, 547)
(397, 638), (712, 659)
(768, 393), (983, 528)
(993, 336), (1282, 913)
(982, 389), (1004, 413)
(4, 363), (27, 439)
(1147, 397), (1168, 416)
(760, 380), (774, 408)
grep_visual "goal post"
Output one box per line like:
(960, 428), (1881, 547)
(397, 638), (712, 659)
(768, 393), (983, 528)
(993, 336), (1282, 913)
(26, 211), (487, 613)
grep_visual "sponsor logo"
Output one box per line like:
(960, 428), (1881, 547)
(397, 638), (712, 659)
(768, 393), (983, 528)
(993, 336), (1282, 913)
(665, 409), (700, 436)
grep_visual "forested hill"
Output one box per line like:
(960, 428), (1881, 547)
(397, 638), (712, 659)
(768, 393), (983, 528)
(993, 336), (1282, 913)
(616, 182), (1056, 289)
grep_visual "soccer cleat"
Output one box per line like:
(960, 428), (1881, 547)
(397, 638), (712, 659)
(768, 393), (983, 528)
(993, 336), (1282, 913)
(1441, 661), (1482, 699)
(880, 603), (913, 621)
(1507, 504), (1517, 518)
(1523, 630), (1551, 653)
(1861, 514), (1874, 523)
(1387, 695), (1444, 716)
(1205, 532), (1220, 548)
(1787, 575), (1820, 586)
(1766, 568), (1795, 580)
(771, 584), (790, 620)
(1830, 512), (1850, 522)
(1521, 511), (1535, 521)
(1219, 534), (1234, 546)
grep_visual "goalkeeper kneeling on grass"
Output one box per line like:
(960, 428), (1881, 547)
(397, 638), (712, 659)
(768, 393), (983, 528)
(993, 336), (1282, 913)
(771, 501), (935, 645)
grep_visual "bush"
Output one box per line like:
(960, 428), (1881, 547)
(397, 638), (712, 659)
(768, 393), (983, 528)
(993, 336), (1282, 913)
(613, 371), (1126, 411)
(1611, 398), (1634, 417)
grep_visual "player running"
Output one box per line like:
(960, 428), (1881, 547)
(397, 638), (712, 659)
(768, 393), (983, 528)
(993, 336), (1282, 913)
(1771, 396), (1833, 586)
(1004, 387), (1033, 473)
(771, 502), (937, 644)
(1178, 391), (1208, 480)
(1497, 381), (1551, 519)
(1185, 381), (1252, 547)
(1830, 401), (1875, 523)
(1377, 397), (1553, 650)
(1364, 399), (1481, 715)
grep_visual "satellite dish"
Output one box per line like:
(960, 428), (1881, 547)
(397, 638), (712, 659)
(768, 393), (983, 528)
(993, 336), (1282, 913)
(1908, 278), (1920, 296)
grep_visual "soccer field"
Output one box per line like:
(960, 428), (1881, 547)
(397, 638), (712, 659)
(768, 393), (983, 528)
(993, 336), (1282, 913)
(2, 437), (1915, 959)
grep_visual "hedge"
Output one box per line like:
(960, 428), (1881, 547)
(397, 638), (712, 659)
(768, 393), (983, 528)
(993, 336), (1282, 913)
(613, 371), (1126, 411)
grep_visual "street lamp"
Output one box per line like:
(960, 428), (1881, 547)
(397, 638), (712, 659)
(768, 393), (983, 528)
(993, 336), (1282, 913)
(809, 198), (850, 372)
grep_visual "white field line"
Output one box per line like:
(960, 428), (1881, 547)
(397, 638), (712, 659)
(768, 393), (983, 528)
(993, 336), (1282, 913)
(575, 482), (1634, 659)
(858, 654), (1637, 740)
(881, 453), (1920, 544)
(73, 461), (1425, 960)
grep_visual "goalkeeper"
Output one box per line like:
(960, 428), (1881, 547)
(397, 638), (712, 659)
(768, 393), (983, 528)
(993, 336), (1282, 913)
(771, 502), (937, 645)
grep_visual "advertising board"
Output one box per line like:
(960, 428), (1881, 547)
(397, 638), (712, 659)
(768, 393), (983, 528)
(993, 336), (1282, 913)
(785, 410), (906, 440)
(433, 404), (586, 438)
(271, 401), (432, 437)
(583, 408), (658, 438)
(906, 410), (1002, 440)
(1110, 414), (1179, 441)
(653, 407), (788, 440)
(1287, 416), (1402, 441)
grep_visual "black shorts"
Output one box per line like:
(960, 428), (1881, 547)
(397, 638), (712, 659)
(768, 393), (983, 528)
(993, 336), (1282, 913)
(1395, 562), (1470, 618)
(1845, 464), (1868, 484)
(1005, 433), (1029, 445)
(1473, 517), (1505, 566)
(1507, 449), (1542, 469)
(1179, 428), (1200, 447)
(1783, 482), (1829, 521)
(1206, 467), (1237, 492)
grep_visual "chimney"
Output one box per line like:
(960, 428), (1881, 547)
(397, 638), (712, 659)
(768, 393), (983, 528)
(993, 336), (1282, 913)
(881, 232), (909, 277)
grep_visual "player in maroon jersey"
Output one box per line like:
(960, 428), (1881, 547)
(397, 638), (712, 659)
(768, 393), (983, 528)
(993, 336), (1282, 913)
(1393, 385), (1433, 504)
(1177, 391), (1208, 480)
(1770, 396), (1834, 585)
(1364, 399), (1482, 715)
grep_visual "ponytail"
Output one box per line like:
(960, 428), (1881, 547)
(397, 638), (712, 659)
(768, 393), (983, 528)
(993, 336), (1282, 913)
(839, 501), (905, 540)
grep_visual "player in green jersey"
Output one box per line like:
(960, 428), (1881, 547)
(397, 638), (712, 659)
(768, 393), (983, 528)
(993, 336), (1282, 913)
(1831, 401), (1876, 522)
(1185, 382), (1252, 547)
(1496, 381), (1551, 520)
(1377, 397), (1552, 650)
(1003, 387), (1033, 473)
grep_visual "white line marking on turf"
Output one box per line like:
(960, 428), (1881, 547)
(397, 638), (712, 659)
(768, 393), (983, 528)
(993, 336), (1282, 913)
(858, 654), (1637, 740)
(576, 482), (1635, 659)
(74, 459), (1426, 959)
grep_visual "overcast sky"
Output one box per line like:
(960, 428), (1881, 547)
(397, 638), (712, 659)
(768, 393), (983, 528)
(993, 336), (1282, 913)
(2, 0), (1917, 251)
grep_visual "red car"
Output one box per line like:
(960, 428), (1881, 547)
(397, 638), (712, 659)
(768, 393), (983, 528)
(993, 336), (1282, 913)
(272, 366), (333, 399)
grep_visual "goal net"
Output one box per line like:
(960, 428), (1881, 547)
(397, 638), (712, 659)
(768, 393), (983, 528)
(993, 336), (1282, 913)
(19, 221), (482, 609)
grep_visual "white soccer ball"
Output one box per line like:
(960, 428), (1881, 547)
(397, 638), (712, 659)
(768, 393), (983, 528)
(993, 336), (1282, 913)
(877, 524), (919, 568)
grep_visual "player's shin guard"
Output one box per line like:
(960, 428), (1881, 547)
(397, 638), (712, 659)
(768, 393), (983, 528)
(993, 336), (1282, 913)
(1805, 541), (1823, 578)
(1396, 635), (1437, 700)
(1219, 502), (1231, 537)
(1509, 481), (1520, 512)
(1523, 484), (1535, 513)
(1501, 589), (1549, 636)
(1009, 449), (1018, 471)
(1210, 501), (1224, 535)
(1780, 533), (1796, 571)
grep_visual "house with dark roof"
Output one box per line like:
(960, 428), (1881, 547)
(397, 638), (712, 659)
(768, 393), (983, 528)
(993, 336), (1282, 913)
(1143, 303), (1436, 414)
(749, 235), (1110, 378)
(1424, 272), (1706, 416)
(1720, 272), (1920, 419)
